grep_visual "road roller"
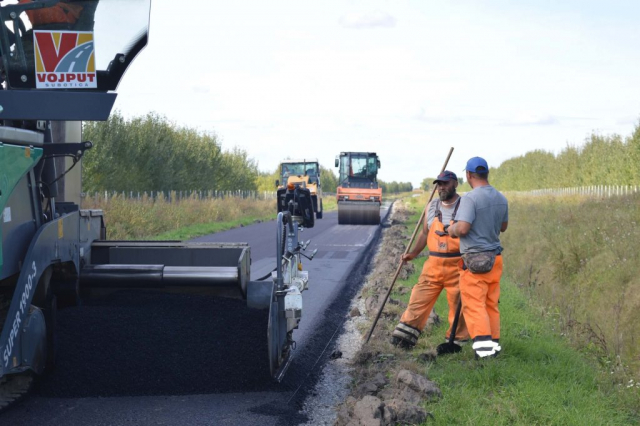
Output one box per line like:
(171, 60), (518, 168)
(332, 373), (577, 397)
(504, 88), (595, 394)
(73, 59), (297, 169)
(335, 152), (382, 225)
(0, 0), (312, 410)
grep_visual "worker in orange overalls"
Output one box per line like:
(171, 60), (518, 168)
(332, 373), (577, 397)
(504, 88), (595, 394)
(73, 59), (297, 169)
(448, 157), (509, 359)
(391, 171), (469, 348)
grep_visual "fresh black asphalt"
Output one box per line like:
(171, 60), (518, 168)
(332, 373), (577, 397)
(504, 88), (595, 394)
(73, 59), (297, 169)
(2, 206), (390, 426)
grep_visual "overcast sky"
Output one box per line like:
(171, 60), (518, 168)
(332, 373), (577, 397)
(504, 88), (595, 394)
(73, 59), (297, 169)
(113, 0), (640, 187)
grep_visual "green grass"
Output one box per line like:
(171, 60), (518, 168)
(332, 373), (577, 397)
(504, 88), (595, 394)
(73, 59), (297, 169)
(386, 194), (639, 425)
(322, 196), (338, 212)
(421, 278), (637, 425)
(153, 196), (338, 240)
(85, 193), (338, 240)
(151, 214), (274, 240)
(501, 193), (640, 375)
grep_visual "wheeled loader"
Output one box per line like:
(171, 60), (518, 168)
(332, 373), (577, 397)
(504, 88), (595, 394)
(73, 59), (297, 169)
(0, 0), (313, 410)
(335, 152), (382, 225)
(276, 159), (323, 220)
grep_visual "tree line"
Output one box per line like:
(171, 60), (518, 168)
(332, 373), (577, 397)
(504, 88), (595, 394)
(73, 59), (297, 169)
(379, 180), (413, 193)
(417, 124), (640, 192)
(82, 112), (259, 192)
(489, 125), (640, 191)
(83, 112), (412, 195)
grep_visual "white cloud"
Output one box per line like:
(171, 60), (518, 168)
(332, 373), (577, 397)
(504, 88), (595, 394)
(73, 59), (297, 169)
(339, 11), (396, 29)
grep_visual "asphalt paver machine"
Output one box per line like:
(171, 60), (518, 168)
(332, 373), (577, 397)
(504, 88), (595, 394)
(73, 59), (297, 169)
(0, 0), (312, 409)
(335, 152), (382, 225)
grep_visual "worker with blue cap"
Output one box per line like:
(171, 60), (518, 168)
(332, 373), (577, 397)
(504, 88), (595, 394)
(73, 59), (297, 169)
(448, 157), (509, 359)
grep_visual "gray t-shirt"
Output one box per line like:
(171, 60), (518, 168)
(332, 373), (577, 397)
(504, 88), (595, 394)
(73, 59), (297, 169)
(455, 185), (508, 254)
(427, 198), (460, 228)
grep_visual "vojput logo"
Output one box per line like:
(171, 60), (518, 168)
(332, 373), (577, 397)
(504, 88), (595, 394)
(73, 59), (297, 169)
(34, 30), (97, 89)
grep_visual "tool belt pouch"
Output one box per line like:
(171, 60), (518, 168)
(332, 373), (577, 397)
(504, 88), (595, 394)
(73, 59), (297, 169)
(462, 252), (496, 274)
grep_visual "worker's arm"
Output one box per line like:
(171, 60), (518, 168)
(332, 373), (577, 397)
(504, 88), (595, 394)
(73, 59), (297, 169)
(402, 200), (434, 262)
(402, 228), (427, 262)
(448, 221), (471, 238)
(501, 221), (508, 232)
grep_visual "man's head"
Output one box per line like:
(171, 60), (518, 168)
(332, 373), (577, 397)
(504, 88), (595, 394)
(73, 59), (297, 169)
(433, 170), (458, 201)
(464, 157), (489, 187)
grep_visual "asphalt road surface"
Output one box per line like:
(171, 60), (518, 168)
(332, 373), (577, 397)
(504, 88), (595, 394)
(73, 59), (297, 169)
(2, 205), (390, 426)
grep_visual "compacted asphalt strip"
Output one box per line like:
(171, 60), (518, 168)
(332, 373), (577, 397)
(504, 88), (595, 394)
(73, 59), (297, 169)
(2, 205), (390, 426)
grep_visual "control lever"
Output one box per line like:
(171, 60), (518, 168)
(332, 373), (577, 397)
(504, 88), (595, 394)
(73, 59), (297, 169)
(300, 248), (318, 261)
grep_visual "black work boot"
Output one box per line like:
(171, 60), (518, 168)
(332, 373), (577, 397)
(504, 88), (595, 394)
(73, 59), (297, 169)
(472, 337), (499, 359)
(391, 322), (420, 349)
(391, 336), (416, 349)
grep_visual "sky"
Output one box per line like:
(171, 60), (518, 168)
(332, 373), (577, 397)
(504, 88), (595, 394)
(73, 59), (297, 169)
(111, 0), (640, 187)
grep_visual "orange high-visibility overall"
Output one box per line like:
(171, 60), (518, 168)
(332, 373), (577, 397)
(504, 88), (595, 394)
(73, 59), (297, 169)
(459, 254), (503, 343)
(393, 200), (469, 346)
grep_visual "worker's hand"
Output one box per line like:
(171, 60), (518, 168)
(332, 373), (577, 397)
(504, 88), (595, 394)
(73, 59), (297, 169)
(448, 220), (458, 239)
(402, 253), (416, 262)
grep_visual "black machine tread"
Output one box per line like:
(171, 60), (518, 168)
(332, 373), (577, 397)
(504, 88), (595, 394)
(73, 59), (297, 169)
(0, 294), (36, 411)
(0, 294), (8, 331)
(0, 373), (34, 411)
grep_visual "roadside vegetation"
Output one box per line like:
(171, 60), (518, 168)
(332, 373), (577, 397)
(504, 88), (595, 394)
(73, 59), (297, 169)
(81, 112), (346, 239)
(490, 125), (640, 191)
(502, 192), (640, 377)
(82, 112), (259, 193)
(82, 193), (273, 240)
(343, 195), (638, 425)
(81, 193), (338, 240)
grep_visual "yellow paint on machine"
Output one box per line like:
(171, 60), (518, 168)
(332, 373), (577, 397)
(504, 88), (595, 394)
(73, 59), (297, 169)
(58, 220), (63, 239)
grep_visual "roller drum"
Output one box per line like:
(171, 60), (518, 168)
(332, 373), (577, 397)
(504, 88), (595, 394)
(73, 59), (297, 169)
(337, 201), (381, 225)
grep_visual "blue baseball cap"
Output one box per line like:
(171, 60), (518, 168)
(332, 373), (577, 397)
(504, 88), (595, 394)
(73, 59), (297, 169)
(465, 157), (489, 173)
(433, 170), (458, 184)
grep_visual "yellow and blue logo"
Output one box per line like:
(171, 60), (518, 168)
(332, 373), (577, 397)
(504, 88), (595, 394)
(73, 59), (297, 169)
(34, 30), (96, 89)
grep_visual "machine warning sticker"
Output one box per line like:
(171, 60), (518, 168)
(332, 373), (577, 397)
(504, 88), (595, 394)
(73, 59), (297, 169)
(2, 207), (10, 223)
(33, 30), (97, 89)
